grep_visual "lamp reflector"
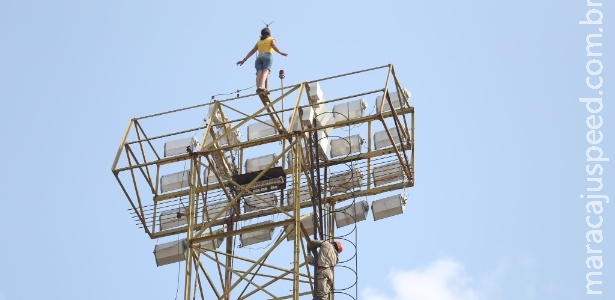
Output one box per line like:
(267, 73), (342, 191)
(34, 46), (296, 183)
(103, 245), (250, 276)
(332, 99), (367, 123)
(307, 82), (324, 106)
(159, 207), (188, 231)
(372, 194), (407, 221)
(287, 184), (314, 205)
(329, 168), (363, 194)
(164, 137), (200, 157)
(373, 127), (405, 150)
(247, 121), (277, 141)
(160, 170), (190, 193)
(195, 227), (225, 250)
(240, 220), (275, 247)
(375, 88), (411, 113)
(203, 167), (220, 184)
(335, 200), (369, 228)
(330, 134), (365, 158)
(301, 105), (333, 135)
(286, 212), (319, 241)
(154, 239), (186, 267)
(245, 153), (278, 173)
(289, 115), (302, 131)
(372, 162), (405, 186)
(203, 200), (231, 221)
(244, 192), (279, 213)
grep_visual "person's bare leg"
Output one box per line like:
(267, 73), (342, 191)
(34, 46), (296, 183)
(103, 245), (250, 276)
(259, 70), (270, 90)
(256, 70), (264, 89)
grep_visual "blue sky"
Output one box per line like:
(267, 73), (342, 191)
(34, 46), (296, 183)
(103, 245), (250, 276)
(0, 1), (613, 300)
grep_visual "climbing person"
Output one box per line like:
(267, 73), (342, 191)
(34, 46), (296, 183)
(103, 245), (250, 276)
(308, 240), (343, 300)
(236, 27), (288, 94)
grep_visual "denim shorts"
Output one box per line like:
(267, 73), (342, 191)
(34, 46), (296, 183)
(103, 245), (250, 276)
(255, 52), (273, 71)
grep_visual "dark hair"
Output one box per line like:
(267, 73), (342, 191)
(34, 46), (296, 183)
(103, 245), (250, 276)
(260, 27), (271, 40)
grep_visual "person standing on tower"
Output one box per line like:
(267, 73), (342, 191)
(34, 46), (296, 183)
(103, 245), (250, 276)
(236, 27), (288, 94)
(308, 240), (343, 300)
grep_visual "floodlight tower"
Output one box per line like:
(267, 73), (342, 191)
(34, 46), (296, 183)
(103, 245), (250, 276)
(111, 64), (415, 300)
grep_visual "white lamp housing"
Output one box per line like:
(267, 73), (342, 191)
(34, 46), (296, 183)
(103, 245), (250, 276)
(307, 82), (324, 106)
(240, 220), (275, 247)
(301, 105), (333, 136)
(247, 121), (277, 141)
(330, 134), (365, 158)
(286, 212), (318, 241)
(289, 115), (302, 131)
(154, 239), (186, 267)
(244, 192), (279, 213)
(203, 167), (220, 184)
(329, 168), (363, 194)
(374, 127), (405, 150)
(332, 99), (367, 123)
(287, 184), (314, 205)
(159, 207), (188, 231)
(164, 137), (200, 157)
(372, 162), (405, 186)
(375, 88), (411, 113)
(315, 130), (331, 160)
(245, 153), (278, 173)
(195, 227), (225, 250)
(335, 200), (369, 228)
(372, 194), (407, 221)
(203, 200), (231, 221)
(160, 170), (190, 193)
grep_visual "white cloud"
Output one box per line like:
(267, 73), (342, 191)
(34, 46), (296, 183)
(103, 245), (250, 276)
(362, 258), (482, 300)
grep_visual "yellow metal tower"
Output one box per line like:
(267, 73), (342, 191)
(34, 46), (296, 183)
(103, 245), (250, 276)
(111, 64), (414, 299)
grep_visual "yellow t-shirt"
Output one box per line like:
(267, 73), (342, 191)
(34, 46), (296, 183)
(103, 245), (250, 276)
(257, 37), (275, 54)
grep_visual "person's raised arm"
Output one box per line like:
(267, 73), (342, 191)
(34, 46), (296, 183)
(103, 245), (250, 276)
(271, 40), (288, 56)
(237, 45), (258, 66)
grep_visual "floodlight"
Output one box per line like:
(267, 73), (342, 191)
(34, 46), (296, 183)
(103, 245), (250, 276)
(203, 167), (219, 185)
(154, 239), (186, 267)
(286, 131), (330, 165)
(240, 220), (275, 247)
(247, 121), (277, 141)
(374, 126), (405, 149)
(332, 99), (367, 123)
(164, 137), (200, 157)
(330, 134), (365, 158)
(160, 170), (190, 193)
(195, 227), (225, 250)
(159, 207), (189, 231)
(301, 105), (333, 135)
(329, 168), (363, 194)
(244, 192), (279, 213)
(245, 153), (278, 173)
(372, 194), (407, 221)
(289, 115), (302, 131)
(285, 212), (318, 241)
(203, 200), (231, 221)
(376, 88), (411, 113)
(287, 184), (313, 205)
(372, 162), (404, 186)
(307, 82), (324, 106)
(335, 200), (369, 228)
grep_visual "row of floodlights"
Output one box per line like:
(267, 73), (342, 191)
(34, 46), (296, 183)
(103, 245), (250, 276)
(164, 124), (404, 164)
(160, 159), (405, 197)
(160, 127), (405, 194)
(153, 194), (407, 267)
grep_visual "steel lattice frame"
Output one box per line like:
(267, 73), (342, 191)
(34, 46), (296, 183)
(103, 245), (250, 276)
(111, 64), (414, 300)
